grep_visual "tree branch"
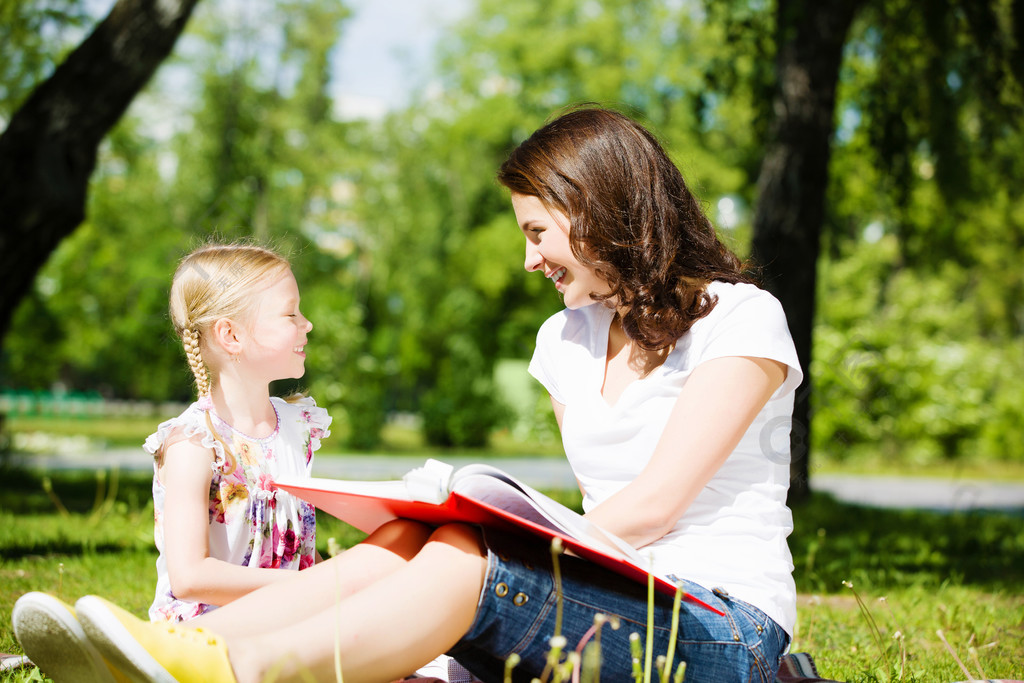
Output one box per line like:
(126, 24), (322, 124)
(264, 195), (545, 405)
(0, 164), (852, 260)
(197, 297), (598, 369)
(0, 0), (201, 341)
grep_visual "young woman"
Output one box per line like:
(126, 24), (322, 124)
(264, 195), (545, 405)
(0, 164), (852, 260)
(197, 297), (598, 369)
(22, 107), (802, 683)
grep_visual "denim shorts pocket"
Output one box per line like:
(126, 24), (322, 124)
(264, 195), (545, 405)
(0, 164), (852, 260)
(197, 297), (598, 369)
(728, 599), (788, 682)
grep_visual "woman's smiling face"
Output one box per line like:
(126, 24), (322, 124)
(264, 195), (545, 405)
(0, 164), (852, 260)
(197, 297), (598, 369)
(511, 193), (611, 310)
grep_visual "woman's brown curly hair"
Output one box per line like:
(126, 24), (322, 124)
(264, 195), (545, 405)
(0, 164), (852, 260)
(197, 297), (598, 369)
(497, 106), (752, 351)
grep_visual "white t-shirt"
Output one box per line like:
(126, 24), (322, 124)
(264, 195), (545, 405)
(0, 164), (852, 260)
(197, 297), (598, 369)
(528, 281), (802, 635)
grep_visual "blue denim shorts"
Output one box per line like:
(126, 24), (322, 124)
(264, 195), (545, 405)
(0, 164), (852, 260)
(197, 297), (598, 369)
(448, 532), (789, 683)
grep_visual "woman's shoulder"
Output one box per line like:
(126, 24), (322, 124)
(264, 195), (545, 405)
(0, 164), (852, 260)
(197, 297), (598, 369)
(706, 280), (780, 306)
(691, 280), (802, 390)
(702, 280), (788, 326)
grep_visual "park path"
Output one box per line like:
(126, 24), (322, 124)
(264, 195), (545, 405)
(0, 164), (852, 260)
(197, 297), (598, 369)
(8, 448), (1024, 513)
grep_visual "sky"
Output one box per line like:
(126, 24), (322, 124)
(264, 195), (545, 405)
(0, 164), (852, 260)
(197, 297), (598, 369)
(80, 0), (471, 121)
(330, 0), (471, 119)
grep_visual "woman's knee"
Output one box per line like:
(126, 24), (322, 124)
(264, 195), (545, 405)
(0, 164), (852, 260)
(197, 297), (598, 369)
(414, 525), (488, 606)
(426, 523), (487, 556)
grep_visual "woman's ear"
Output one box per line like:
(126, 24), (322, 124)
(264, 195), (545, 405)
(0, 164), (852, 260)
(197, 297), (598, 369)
(209, 317), (244, 356)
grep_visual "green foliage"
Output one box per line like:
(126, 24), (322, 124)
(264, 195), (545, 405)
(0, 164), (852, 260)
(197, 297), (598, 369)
(812, 0), (1024, 465)
(328, 0), (766, 445)
(2, 118), (189, 400)
(421, 357), (507, 448)
(812, 236), (1024, 464)
(0, 0), (91, 118)
(2, 0), (1022, 459)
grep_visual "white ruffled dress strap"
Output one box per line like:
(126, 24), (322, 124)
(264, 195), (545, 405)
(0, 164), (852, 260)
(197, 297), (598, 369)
(143, 401), (231, 473)
(281, 395), (332, 449)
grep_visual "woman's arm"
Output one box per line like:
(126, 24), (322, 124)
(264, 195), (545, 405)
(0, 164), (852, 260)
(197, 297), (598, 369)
(582, 355), (786, 549)
(160, 437), (295, 607)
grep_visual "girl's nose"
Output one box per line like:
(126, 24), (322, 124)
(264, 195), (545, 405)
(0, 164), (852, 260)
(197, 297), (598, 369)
(524, 241), (543, 272)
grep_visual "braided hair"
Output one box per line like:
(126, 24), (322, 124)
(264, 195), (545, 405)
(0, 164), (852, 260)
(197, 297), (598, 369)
(168, 243), (291, 473)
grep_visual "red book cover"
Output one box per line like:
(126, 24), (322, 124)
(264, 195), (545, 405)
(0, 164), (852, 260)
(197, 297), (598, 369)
(277, 462), (722, 616)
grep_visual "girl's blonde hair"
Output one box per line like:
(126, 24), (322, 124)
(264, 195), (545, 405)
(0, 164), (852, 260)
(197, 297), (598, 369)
(169, 242), (291, 472)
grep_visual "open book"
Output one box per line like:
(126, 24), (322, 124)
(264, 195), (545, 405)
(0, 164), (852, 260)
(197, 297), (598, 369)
(275, 459), (722, 615)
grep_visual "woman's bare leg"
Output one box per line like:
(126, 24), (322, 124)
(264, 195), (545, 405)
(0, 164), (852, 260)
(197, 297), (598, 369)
(195, 520), (434, 638)
(229, 523), (488, 683)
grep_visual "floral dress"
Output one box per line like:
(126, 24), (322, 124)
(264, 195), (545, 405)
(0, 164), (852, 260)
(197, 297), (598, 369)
(144, 396), (331, 622)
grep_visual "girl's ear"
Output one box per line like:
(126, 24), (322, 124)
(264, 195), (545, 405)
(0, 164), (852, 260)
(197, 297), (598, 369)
(210, 317), (244, 356)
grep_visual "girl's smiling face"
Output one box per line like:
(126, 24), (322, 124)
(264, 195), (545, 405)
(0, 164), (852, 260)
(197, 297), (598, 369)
(244, 270), (313, 382)
(511, 193), (611, 310)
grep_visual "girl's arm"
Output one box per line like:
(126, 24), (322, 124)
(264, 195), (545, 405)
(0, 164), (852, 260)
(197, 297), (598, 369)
(580, 355), (787, 549)
(160, 435), (296, 607)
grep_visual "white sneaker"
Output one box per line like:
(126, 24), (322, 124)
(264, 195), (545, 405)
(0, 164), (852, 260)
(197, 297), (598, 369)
(11, 592), (119, 683)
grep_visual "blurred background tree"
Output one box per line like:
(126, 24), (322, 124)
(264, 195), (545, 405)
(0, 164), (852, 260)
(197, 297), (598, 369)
(0, 0), (200, 344)
(1, 0), (1021, 479)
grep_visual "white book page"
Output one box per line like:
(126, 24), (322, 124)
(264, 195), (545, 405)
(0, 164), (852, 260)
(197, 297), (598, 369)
(450, 465), (644, 565)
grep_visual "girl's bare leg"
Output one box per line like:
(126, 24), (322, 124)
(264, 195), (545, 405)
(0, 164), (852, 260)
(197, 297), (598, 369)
(194, 519), (434, 638)
(229, 523), (488, 683)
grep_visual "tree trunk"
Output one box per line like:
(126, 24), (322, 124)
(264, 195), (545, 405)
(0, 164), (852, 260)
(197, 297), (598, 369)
(751, 0), (863, 503)
(0, 0), (201, 342)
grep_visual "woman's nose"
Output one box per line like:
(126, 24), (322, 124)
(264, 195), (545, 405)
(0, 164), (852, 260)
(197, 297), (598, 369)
(524, 241), (543, 272)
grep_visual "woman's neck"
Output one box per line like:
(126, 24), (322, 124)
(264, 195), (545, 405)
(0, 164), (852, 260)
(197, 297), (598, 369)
(607, 314), (671, 378)
(602, 315), (673, 406)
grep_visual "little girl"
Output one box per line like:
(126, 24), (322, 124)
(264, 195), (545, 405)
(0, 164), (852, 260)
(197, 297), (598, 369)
(145, 242), (330, 621)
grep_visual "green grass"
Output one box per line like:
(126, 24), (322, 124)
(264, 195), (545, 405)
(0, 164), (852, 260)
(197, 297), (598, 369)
(1, 464), (1022, 681)
(788, 494), (1024, 681)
